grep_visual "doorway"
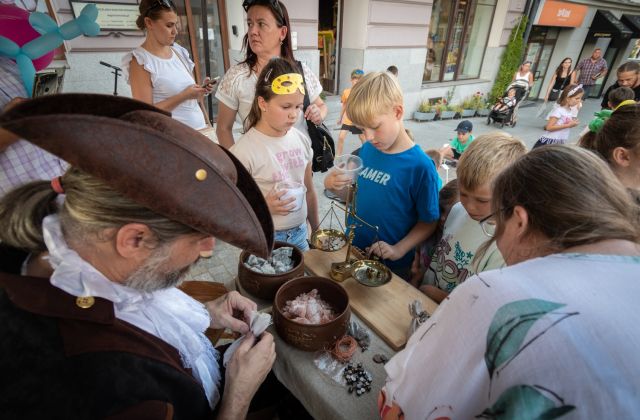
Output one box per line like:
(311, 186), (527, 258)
(318, 0), (340, 94)
(524, 26), (559, 99)
(175, 0), (229, 122)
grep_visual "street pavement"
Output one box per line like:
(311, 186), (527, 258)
(187, 95), (603, 289)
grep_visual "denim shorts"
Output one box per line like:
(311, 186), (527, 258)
(275, 223), (309, 252)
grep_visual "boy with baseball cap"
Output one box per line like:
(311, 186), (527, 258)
(441, 120), (474, 161)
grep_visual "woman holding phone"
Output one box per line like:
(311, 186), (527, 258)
(123, 0), (214, 130)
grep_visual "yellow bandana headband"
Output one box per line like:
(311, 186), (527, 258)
(614, 99), (636, 111)
(271, 73), (305, 95)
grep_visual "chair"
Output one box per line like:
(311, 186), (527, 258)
(178, 280), (229, 345)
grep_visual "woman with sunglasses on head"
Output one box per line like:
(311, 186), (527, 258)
(215, 0), (327, 149)
(544, 57), (575, 103)
(380, 145), (640, 419)
(123, 0), (214, 130)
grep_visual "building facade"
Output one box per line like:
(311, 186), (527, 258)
(18, 0), (640, 120)
(524, 0), (640, 101)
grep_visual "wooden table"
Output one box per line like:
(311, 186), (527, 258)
(234, 248), (439, 418)
(304, 248), (438, 350)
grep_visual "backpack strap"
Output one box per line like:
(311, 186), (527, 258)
(296, 61), (311, 112)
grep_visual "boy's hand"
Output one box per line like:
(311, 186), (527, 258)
(266, 188), (295, 215)
(367, 240), (403, 261)
(570, 119), (579, 127)
(324, 170), (352, 190)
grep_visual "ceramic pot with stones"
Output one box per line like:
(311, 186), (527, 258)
(273, 276), (350, 351)
(238, 241), (305, 300)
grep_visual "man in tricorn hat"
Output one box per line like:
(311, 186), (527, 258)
(0, 94), (277, 418)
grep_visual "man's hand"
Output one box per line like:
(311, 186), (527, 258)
(205, 291), (257, 334)
(218, 333), (276, 419)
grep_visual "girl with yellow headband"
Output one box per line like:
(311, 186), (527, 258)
(230, 58), (319, 251)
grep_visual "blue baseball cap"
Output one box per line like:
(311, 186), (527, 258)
(455, 120), (473, 133)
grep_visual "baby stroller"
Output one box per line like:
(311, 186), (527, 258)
(487, 80), (529, 128)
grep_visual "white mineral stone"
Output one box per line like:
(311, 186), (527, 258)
(244, 246), (295, 274)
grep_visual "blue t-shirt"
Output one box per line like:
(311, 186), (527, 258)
(350, 142), (440, 270)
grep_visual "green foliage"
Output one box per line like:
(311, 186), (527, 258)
(490, 15), (528, 103)
(461, 96), (476, 109)
(418, 100), (434, 113)
(434, 99), (453, 113)
(451, 104), (464, 113)
(469, 91), (490, 110)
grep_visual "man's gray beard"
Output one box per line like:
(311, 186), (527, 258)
(123, 244), (194, 292)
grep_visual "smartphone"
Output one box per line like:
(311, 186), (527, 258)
(201, 76), (220, 88)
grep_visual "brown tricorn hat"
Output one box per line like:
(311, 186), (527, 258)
(0, 94), (274, 257)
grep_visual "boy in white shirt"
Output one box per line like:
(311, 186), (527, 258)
(421, 133), (526, 302)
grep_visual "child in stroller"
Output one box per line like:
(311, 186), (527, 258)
(492, 88), (517, 113)
(487, 81), (529, 127)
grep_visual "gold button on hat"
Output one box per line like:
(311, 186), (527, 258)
(76, 296), (95, 309)
(195, 169), (207, 181)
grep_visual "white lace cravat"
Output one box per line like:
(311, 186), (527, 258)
(42, 215), (221, 408)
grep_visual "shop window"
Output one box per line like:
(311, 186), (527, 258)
(423, 0), (496, 83)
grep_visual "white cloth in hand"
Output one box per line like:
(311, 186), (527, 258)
(223, 310), (272, 367)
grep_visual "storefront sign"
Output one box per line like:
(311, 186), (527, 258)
(537, 1), (587, 27)
(70, 1), (139, 31)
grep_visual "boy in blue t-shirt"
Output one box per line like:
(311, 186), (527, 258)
(324, 72), (439, 280)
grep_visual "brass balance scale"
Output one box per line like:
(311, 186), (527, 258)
(310, 176), (392, 287)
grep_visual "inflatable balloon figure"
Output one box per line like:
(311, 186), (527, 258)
(0, 3), (100, 96)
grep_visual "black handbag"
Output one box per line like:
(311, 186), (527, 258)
(549, 72), (572, 102)
(297, 61), (335, 173)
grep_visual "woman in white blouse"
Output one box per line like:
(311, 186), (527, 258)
(123, 0), (214, 130)
(215, 0), (327, 149)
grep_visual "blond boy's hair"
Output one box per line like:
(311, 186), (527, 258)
(457, 132), (526, 191)
(346, 71), (403, 128)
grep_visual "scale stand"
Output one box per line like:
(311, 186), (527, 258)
(100, 61), (122, 96)
(328, 183), (385, 283)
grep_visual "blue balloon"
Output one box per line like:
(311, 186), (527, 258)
(0, 36), (20, 56)
(0, 3), (100, 97)
(29, 12), (58, 35)
(16, 54), (36, 96)
(22, 32), (60, 59)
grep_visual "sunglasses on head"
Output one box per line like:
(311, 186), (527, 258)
(143, 0), (176, 16)
(242, 0), (283, 17)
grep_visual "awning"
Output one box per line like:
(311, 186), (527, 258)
(589, 10), (633, 39)
(621, 14), (640, 38)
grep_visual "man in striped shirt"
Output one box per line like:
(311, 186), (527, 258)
(575, 48), (608, 98)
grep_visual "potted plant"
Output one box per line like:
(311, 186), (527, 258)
(414, 100), (437, 121)
(436, 99), (456, 119)
(460, 97), (477, 118)
(473, 91), (491, 116)
(451, 104), (464, 119)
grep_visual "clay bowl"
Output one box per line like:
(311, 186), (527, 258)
(273, 276), (351, 351)
(237, 241), (305, 300)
